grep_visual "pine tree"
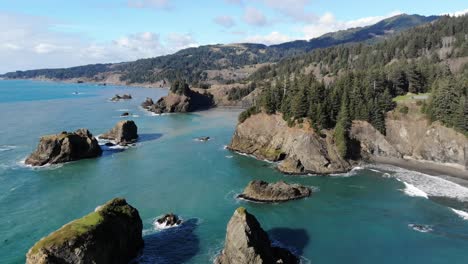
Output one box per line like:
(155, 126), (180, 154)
(334, 95), (351, 158)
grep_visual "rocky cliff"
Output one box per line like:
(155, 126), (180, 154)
(26, 198), (144, 264)
(215, 207), (298, 264)
(238, 180), (311, 203)
(228, 113), (354, 174)
(25, 129), (102, 166)
(351, 110), (468, 171)
(142, 89), (214, 114)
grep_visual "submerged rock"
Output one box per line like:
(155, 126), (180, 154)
(25, 129), (102, 166)
(100, 120), (138, 145)
(26, 198), (144, 264)
(156, 213), (182, 227)
(238, 180), (311, 203)
(111, 94), (132, 101)
(120, 112), (130, 117)
(215, 207), (298, 264)
(196, 136), (210, 142)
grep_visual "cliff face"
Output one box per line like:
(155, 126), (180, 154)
(228, 113), (354, 174)
(26, 198), (143, 264)
(351, 111), (468, 170)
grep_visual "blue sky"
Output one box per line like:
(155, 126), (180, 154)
(0, 0), (466, 73)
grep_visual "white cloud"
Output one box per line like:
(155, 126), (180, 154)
(214, 15), (236, 28)
(244, 31), (291, 45)
(244, 6), (268, 26)
(303, 11), (402, 39)
(442, 9), (468, 17)
(127, 0), (171, 10)
(0, 12), (198, 73)
(260, 0), (316, 23)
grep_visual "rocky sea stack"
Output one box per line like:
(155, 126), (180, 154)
(111, 94), (132, 101)
(238, 180), (311, 203)
(100, 120), (138, 145)
(156, 213), (182, 227)
(26, 198), (144, 264)
(215, 207), (298, 264)
(25, 129), (102, 166)
(142, 80), (214, 114)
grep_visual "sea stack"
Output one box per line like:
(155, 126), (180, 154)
(215, 207), (298, 264)
(100, 120), (138, 145)
(111, 94), (132, 101)
(25, 129), (102, 166)
(26, 198), (144, 264)
(238, 180), (311, 203)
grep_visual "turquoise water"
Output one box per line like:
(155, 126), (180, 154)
(1, 80), (468, 263)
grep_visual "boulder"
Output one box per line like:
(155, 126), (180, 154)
(141, 97), (154, 109)
(26, 198), (144, 264)
(238, 180), (311, 203)
(25, 129), (102, 166)
(121, 112), (130, 117)
(111, 94), (132, 101)
(196, 136), (210, 142)
(156, 213), (182, 227)
(100, 120), (138, 145)
(142, 89), (214, 114)
(215, 207), (298, 264)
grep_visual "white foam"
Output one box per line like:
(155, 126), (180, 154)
(116, 109), (130, 112)
(225, 155), (233, 159)
(17, 158), (64, 170)
(0, 145), (16, 152)
(401, 181), (428, 199)
(451, 208), (468, 220)
(369, 169), (381, 173)
(370, 164), (468, 202)
(152, 215), (183, 230)
(408, 224), (433, 233)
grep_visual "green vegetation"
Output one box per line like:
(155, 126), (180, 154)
(399, 106), (409, 114)
(170, 79), (190, 95)
(238, 106), (260, 123)
(30, 211), (104, 254)
(227, 83), (256, 101)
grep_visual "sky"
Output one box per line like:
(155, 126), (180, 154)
(0, 0), (467, 73)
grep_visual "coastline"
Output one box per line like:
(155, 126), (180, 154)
(1, 77), (166, 89)
(370, 156), (468, 184)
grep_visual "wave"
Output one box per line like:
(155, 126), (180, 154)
(401, 181), (428, 199)
(369, 164), (468, 202)
(329, 166), (363, 177)
(17, 158), (64, 170)
(225, 155), (233, 159)
(451, 208), (468, 220)
(0, 145), (16, 152)
(116, 109), (130, 112)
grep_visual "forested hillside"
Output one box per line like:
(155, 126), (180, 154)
(244, 15), (468, 157)
(1, 14), (437, 86)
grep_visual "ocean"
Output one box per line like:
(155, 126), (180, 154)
(1, 80), (468, 263)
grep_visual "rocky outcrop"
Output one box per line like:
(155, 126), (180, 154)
(350, 111), (468, 171)
(26, 198), (144, 264)
(156, 213), (182, 227)
(142, 89), (214, 114)
(238, 180), (311, 203)
(25, 129), (102, 166)
(100, 120), (138, 145)
(215, 207), (298, 264)
(111, 94), (132, 101)
(228, 113), (354, 174)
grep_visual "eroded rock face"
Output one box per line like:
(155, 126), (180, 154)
(350, 112), (468, 170)
(215, 207), (298, 264)
(238, 180), (311, 203)
(228, 113), (354, 174)
(25, 129), (102, 166)
(100, 120), (138, 145)
(142, 89), (214, 114)
(26, 198), (144, 264)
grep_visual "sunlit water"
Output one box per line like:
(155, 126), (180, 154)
(1, 80), (468, 264)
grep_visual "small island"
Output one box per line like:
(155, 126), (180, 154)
(99, 120), (138, 146)
(238, 180), (311, 203)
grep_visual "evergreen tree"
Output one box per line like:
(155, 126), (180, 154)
(334, 95), (351, 158)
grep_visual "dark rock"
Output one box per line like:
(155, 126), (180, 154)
(142, 89), (214, 114)
(197, 136), (210, 141)
(238, 180), (311, 203)
(111, 94), (132, 101)
(25, 129), (102, 166)
(105, 142), (115, 147)
(141, 97), (154, 109)
(100, 120), (138, 145)
(26, 198), (144, 264)
(156, 213), (182, 227)
(121, 112), (130, 117)
(215, 207), (298, 264)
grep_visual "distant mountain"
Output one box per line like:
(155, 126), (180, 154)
(1, 14), (439, 85)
